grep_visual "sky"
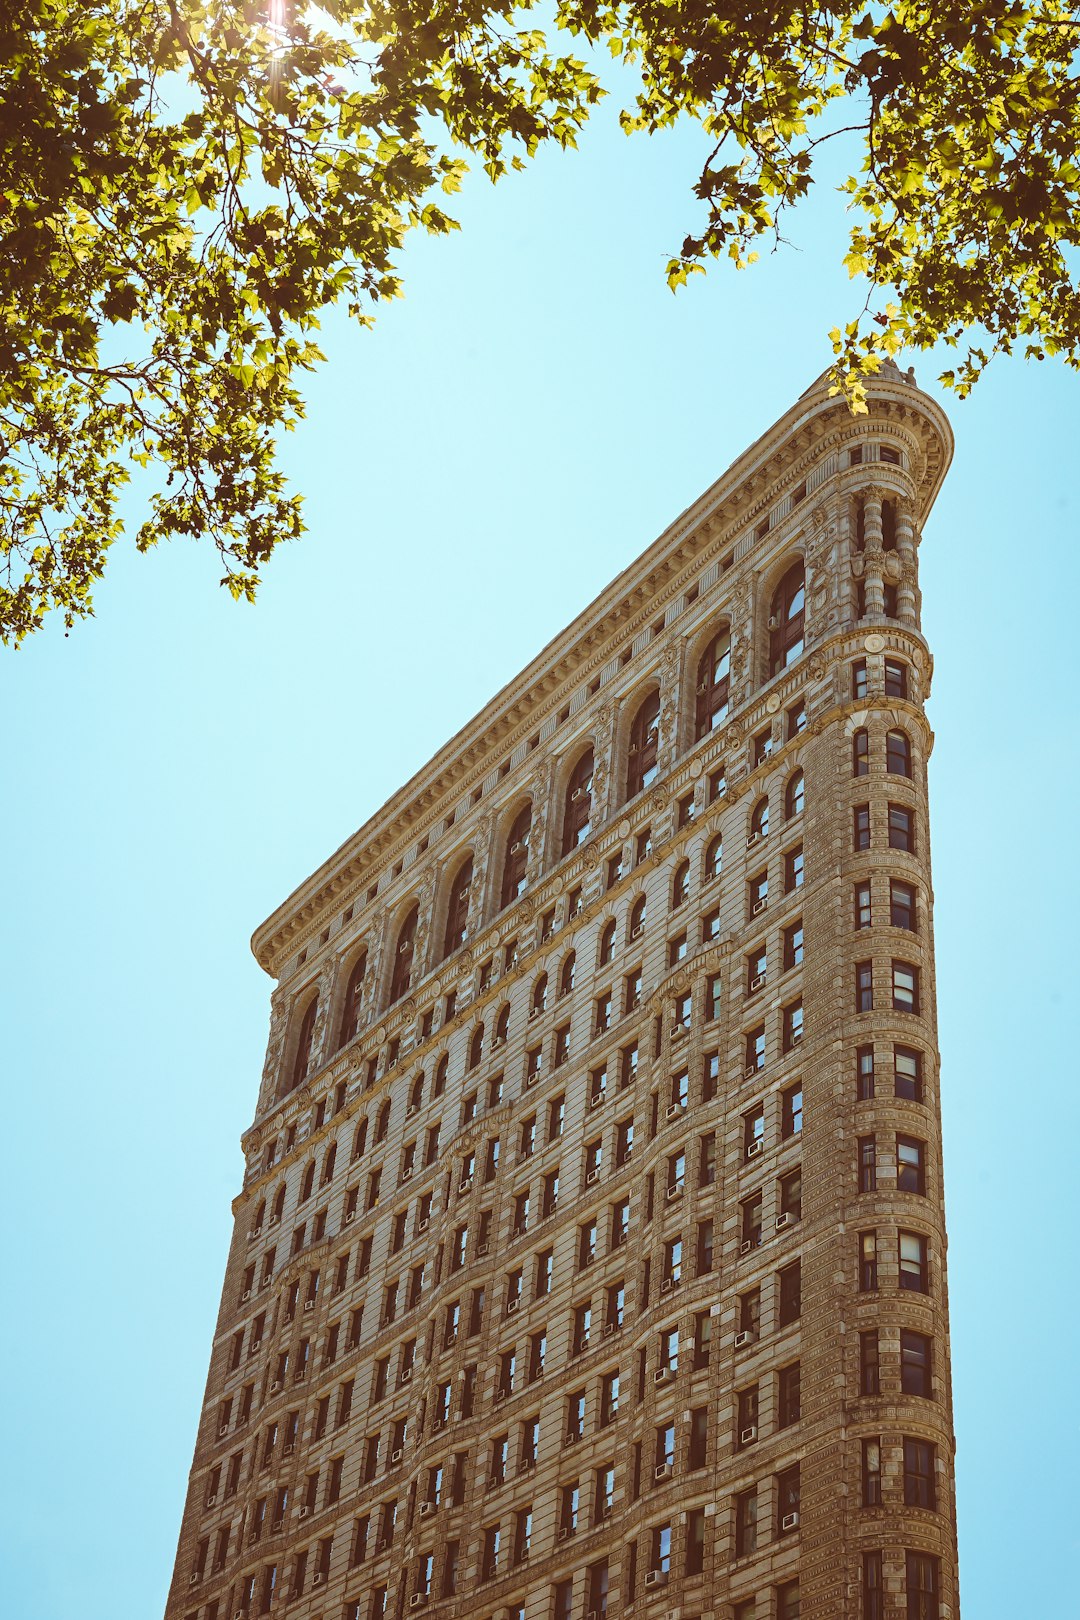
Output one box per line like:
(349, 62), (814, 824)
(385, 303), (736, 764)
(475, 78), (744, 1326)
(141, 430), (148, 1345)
(2, 66), (1078, 1620)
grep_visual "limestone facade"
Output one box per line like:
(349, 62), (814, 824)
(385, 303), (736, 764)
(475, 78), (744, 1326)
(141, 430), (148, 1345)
(166, 364), (959, 1620)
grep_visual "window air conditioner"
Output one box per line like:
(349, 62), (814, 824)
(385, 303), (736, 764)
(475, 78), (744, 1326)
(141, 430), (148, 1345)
(406, 1103), (418, 1118)
(603, 1322), (615, 1337)
(268, 1213), (279, 1227)
(746, 1139), (763, 1159)
(586, 1168), (600, 1185)
(740, 1239), (753, 1255)
(746, 832), (761, 848)
(206, 1493), (217, 1507)
(782, 1511), (800, 1531)
(390, 1448), (403, 1464)
(409, 1595), (429, 1609)
(458, 1178), (472, 1194)
(312, 1573), (326, 1587)
(775, 1212), (791, 1230)
(298, 1506), (311, 1518)
(654, 1462), (673, 1480)
(557, 1527), (571, 1543)
(644, 1570), (668, 1589)
(507, 1298), (520, 1315)
(344, 1210), (355, 1224)
(419, 1501), (436, 1519)
(282, 1442), (294, 1456)
(417, 1217), (429, 1233)
(270, 1380), (282, 1393)
(666, 1184), (683, 1201)
(477, 1241), (490, 1257)
(752, 897), (768, 916)
(654, 1367), (674, 1386)
(750, 973), (767, 992)
(734, 1330), (754, 1348)
(510, 841), (523, 855)
(251, 1339), (262, 1352)
(189, 1573), (200, 1585)
(303, 1300), (314, 1312)
(571, 786), (586, 801)
(740, 1425), (758, 1444)
(565, 1431), (580, 1446)
(400, 1367), (413, 1384)
(241, 1289), (251, 1303)
(401, 1168), (413, 1182)
(744, 1063), (759, 1080)
(494, 1390), (507, 1405)
(660, 1278), (675, 1295)
(630, 924), (643, 939)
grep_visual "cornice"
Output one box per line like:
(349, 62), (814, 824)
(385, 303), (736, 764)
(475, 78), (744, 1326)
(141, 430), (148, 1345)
(251, 373), (952, 976)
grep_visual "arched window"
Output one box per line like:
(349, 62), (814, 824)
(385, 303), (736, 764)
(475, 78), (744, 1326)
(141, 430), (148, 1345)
(785, 769), (805, 819)
(290, 997), (318, 1091)
(531, 975), (548, 1017)
(252, 1198), (266, 1234)
(442, 856), (474, 960)
(322, 1142), (337, 1184)
(599, 918), (617, 967)
(389, 905), (419, 1004)
(272, 1184), (286, 1223)
(629, 894), (647, 939)
(338, 951), (367, 1048)
(852, 729), (869, 777)
(705, 835), (723, 882)
(409, 1073), (424, 1112)
(559, 951), (576, 997)
(625, 691), (660, 800)
(750, 797), (770, 842)
(352, 1118), (368, 1161)
(494, 1004), (510, 1046)
(501, 804), (532, 909)
(672, 858), (690, 908)
(375, 1099), (391, 1144)
(468, 1024), (484, 1070)
(769, 560), (805, 677)
(562, 749), (595, 854)
(886, 729), (912, 778)
(695, 627), (731, 739)
(434, 1053), (449, 1097)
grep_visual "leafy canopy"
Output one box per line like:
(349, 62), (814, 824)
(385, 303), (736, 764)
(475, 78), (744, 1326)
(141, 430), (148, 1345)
(3, 0), (1080, 641)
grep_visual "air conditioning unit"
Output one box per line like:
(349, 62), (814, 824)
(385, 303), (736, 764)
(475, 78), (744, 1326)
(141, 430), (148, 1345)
(740, 1239), (753, 1255)
(459, 1178), (473, 1194)
(665, 1103), (680, 1120)
(644, 1570), (668, 1590)
(494, 1390), (507, 1405)
(487, 1475), (501, 1491)
(189, 1573), (200, 1585)
(271, 1518), (284, 1532)
(400, 1367), (413, 1384)
(298, 1505), (311, 1519)
(590, 1093), (605, 1110)
(251, 1339), (262, 1352)
(409, 1595), (429, 1609)
(752, 897), (768, 916)
(241, 1288), (252, 1303)
(390, 1448), (403, 1464)
(782, 1511), (800, 1531)
(571, 786), (587, 802)
(746, 832), (761, 848)
(744, 1063), (759, 1080)
(528, 1006), (541, 1021)
(268, 1213), (280, 1227)
(603, 1322), (615, 1337)
(218, 1420), (229, 1437)
(406, 1103), (418, 1118)
(654, 1367), (675, 1386)
(746, 1139), (763, 1159)
(670, 1023), (688, 1038)
(507, 1298), (520, 1315)
(477, 1241), (490, 1257)
(565, 1430), (581, 1445)
(419, 1501), (437, 1519)
(557, 1527), (571, 1543)
(282, 1442), (294, 1456)
(586, 1168), (600, 1185)
(630, 924), (644, 939)
(344, 1210), (356, 1224)
(526, 1073), (538, 1089)
(740, 1425), (758, 1444)
(510, 840), (524, 855)
(417, 1218), (429, 1233)
(660, 1278), (677, 1295)
(492, 1034), (506, 1050)
(303, 1301), (314, 1312)
(520, 1455), (537, 1472)
(750, 973), (766, 992)
(578, 1337), (590, 1353)
(432, 1418), (445, 1432)
(260, 1273), (272, 1289)
(206, 1493), (218, 1507)
(734, 1329), (754, 1348)
(654, 1462), (673, 1480)
(270, 1380), (282, 1393)
(775, 1212), (791, 1230)
(401, 1168), (413, 1183)
(312, 1573), (326, 1588)
(666, 1184), (683, 1201)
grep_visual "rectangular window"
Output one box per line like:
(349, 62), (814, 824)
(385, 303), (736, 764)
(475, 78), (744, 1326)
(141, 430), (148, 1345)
(859, 1231), (878, 1292)
(706, 973), (723, 1023)
(855, 880), (872, 929)
(885, 658), (908, 699)
(906, 1552), (940, 1620)
(782, 1083), (803, 1138)
(852, 659), (868, 699)
(860, 1330), (880, 1396)
(888, 803), (915, 852)
(734, 1488), (758, 1557)
(785, 845), (804, 891)
(900, 1329), (932, 1397)
(778, 1260), (801, 1326)
(858, 1044), (875, 1101)
(856, 960), (874, 1012)
(897, 1134), (927, 1194)
(899, 1230), (929, 1293)
(741, 1192), (762, 1250)
(891, 879), (917, 930)
(861, 1437), (882, 1506)
(783, 1000), (803, 1050)
(863, 1551), (883, 1620)
(778, 1362), (801, 1427)
(777, 1581), (801, 1620)
(746, 945), (768, 995)
(783, 919), (804, 970)
(892, 960), (920, 1015)
(904, 1438), (937, 1509)
(736, 1385), (758, 1449)
(858, 1135), (877, 1193)
(854, 804), (871, 851)
(776, 1462), (800, 1533)
(894, 1045), (923, 1102)
(778, 1169), (801, 1221)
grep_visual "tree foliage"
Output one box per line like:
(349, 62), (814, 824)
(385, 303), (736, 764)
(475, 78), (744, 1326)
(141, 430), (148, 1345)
(3, 0), (1080, 641)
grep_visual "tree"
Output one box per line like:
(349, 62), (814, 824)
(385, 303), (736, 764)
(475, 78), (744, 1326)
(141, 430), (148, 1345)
(3, 1), (1079, 643)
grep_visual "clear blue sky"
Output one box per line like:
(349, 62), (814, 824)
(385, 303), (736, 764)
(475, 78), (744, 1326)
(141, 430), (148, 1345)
(2, 86), (1077, 1620)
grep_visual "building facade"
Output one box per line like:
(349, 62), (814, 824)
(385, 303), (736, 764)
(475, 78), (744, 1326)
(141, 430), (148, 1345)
(166, 365), (959, 1620)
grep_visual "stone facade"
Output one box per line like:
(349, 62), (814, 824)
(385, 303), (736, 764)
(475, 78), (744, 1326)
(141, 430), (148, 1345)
(166, 364), (959, 1620)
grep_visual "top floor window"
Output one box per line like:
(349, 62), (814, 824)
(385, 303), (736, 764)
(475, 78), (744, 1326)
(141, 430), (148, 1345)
(695, 627), (731, 738)
(626, 691), (661, 800)
(338, 953), (367, 1048)
(442, 857), (474, 961)
(562, 749), (595, 855)
(290, 997), (318, 1092)
(389, 905), (419, 1004)
(769, 561), (805, 677)
(501, 805), (532, 910)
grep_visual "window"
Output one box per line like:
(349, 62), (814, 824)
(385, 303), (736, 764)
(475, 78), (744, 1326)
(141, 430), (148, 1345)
(785, 769), (805, 818)
(741, 1192), (762, 1250)
(782, 1083), (802, 1138)
(734, 1487), (758, 1556)
(892, 960), (920, 1014)
(858, 1135), (877, 1193)
(857, 1044), (875, 1101)
(669, 932), (688, 969)
(887, 729), (913, 777)
(888, 803), (915, 852)
(672, 858), (691, 909)
(891, 879), (917, 931)
(677, 792), (696, 828)
(442, 856), (473, 959)
(906, 1231), (932, 1296)
(600, 1370), (620, 1426)
(753, 727), (773, 767)
(709, 765), (727, 802)
(852, 728), (869, 776)
(748, 869), (768, 917)
(777, 1580), (801, 1620)
(750, 797), (769, 841)
(862, 1437), (882, 1506)
(895, 1045), (923, 1102)
(705, 834), (723, 884)
(626, 690), (661, 799)
(738, 1287), (761, 1341)
(904, 1438), (937, 1509)
(553, 1579), (573, 1620)
(860, 1330), (880, 1396)
(770, 560), (806, 675)
(339, 953), (367, 1047)
(696, 626), (731, 737)
(885, 657), (908, 699)
(502, 804), (532, 908)
(554, 1023), (570, 1067)
(782, 999), (803, 1050)
(737, 1385), (758, 1448)
(778, 1361), (801, 1427)
(906, 1552), (940, 1620)
(897, 1135), (927, 1194)
(598, 918), (616, 967)
(594, 992), (612, 1035)
(852, 658), (868, 699)
(290, 997), (318, 1092)
(787, 699), (806, 739)
(778, 1260), (801, 1326)
(562, 749), (595, 853)
(854, 880), (872, 929)
(389, 905), (418, 1004)
(746, 944), (767, 995)
(778, 1169), (801, 1221)
(863, 1552), (883, 1620)
(856, 960), (874, 1012)
(776, 1462), (800, 1533)
(854, 804), (871, 851)
(611, 1198), (630, 1248)
(785, 844), (804, 892)
(783, 919), (804, 970)
(859, 1231), (878, 1292)
(745, 1025), (766, 1075)
(629, 893), (647, 940)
